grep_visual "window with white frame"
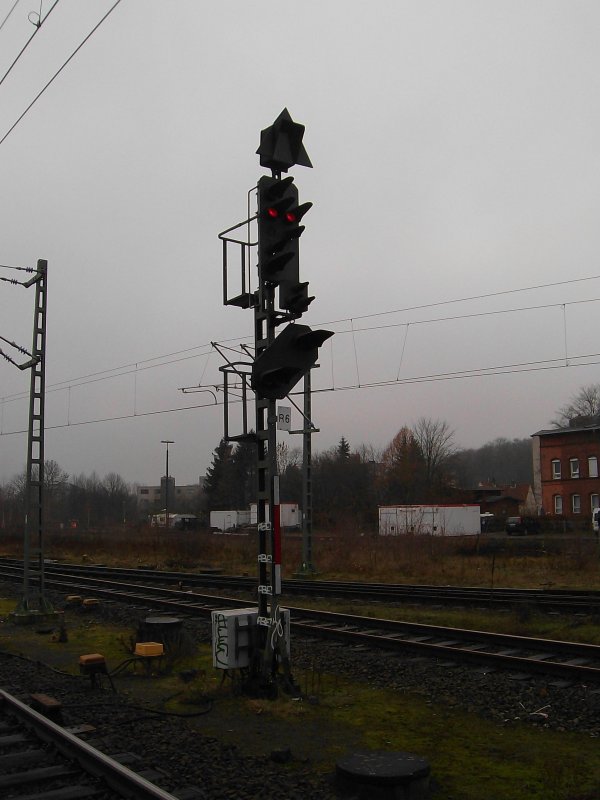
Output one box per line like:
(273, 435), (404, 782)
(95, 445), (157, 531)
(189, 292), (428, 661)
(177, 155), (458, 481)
(551, 459), (561, 479)
(554, 495), (563, 514)
(591, 494), (599, 511)
(572, 494), (581, 514)
(589, 456), (598, 478)
(570, 458), (580, 478)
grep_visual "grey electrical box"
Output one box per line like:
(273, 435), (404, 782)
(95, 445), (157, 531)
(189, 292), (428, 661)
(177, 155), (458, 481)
(211, 608), (257, 669)
(211, 607), (291, 669)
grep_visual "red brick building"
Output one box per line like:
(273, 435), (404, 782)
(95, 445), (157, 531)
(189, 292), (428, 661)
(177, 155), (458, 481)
(532, 417), (600, 518)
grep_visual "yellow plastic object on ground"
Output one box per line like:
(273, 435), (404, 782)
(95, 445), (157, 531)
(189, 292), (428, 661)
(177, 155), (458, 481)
(134, 642), (164, 657)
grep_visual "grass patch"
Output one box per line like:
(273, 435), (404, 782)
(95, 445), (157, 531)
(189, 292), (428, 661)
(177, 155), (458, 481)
(0, 599), (135, 675)
(303, 676), (600, 800)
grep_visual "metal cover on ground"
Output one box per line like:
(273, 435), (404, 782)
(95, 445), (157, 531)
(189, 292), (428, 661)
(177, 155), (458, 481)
(336, 749), (430, 791)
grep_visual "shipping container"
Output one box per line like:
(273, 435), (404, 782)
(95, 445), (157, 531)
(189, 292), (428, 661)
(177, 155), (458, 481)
(379, 504), (481, 536)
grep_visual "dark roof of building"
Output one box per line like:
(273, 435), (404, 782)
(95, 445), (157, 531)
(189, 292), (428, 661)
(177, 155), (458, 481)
(485, 495), (520, 505)
(532, 423), (600, 437)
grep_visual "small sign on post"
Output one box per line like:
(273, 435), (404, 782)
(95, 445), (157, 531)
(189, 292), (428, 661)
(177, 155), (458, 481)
(277, 406), (291, 431)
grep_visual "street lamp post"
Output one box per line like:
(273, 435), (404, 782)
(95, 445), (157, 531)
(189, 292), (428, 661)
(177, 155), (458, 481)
(161, 440), (174, 530)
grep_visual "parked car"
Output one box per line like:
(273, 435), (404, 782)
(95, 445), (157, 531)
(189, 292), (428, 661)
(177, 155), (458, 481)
(505, 515), (540, 535)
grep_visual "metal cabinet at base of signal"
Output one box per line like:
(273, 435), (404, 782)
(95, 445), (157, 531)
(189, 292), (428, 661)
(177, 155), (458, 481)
(211, 607), (291, 670)
(379, 504), (481, 536)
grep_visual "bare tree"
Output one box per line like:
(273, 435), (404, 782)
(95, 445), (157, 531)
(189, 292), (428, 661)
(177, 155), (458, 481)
(355, 443), (383, 464)
(276, 442), (301, 474)
(377, 426), (426, 503)
(6, 460), (69, 524)
(553, 384), (600, 427)
(44, 460), (69, 523)
(412, 417), (456, 486)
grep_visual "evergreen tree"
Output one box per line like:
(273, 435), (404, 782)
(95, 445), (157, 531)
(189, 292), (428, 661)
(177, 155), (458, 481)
(337, 436), (351, 461)
(312, 443), (374, 528)
(203, 439), (235, 510)
(231, 439), (256, 508)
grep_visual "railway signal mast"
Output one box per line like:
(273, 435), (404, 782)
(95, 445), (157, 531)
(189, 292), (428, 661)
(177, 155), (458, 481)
(217, 111), (332, 693)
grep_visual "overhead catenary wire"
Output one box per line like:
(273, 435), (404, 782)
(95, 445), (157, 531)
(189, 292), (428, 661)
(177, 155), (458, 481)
(0, 0), (61, 90)
(0, 0), (123, 148)
(326, 273), (600, 326)
(0, 0), (21, 34)
(0, 261), (37, 288)
(0, 344), (216, 404)
(2, 273), (600, 436)
(396, 323), (410, 381)
(4, 347), (600, 439)
(2, 272), (599, 404)
(0, 347), (22, 368)
(0, 333), (32, 357)
(1, 290), (595, 408)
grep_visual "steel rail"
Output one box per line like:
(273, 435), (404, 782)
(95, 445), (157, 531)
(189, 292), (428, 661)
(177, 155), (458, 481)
(0, 690), (179, 800)
(1, 565), (599, 682)
(5, 557), (599, 612)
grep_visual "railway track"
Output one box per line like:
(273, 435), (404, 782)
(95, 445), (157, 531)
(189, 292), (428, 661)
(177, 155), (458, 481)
(1, 562), (599, 684)
(4, 557), (599, 613)
(0, 689), (181, 800)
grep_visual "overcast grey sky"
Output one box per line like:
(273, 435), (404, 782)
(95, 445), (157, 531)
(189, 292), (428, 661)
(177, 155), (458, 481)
(1, 0), (600, 486)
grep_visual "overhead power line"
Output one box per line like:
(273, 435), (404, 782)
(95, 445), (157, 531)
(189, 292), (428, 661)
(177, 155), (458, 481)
(0, 0), (123, 148)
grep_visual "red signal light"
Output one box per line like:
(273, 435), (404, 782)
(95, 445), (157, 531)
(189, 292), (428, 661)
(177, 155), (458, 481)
(267, 207), (278, 218)
(285, 211), (296, 223)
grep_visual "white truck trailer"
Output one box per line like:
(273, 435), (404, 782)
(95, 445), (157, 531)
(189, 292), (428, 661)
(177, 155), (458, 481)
(379, 504), (481, 536)
(250, 502), (300, 529)
(209, 509), (251, 532)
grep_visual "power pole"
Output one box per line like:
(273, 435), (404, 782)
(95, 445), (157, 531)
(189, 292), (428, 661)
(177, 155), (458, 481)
(302, 369), (315, 572)
(161, 440), (174, 529)
(13, 259), (55, 621)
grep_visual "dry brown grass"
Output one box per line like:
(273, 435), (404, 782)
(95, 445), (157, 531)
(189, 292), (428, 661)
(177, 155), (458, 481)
(1, 524), (599, 588)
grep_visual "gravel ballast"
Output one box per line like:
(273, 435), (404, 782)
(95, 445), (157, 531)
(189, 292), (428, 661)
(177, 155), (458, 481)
(1, 583), (599, 799)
